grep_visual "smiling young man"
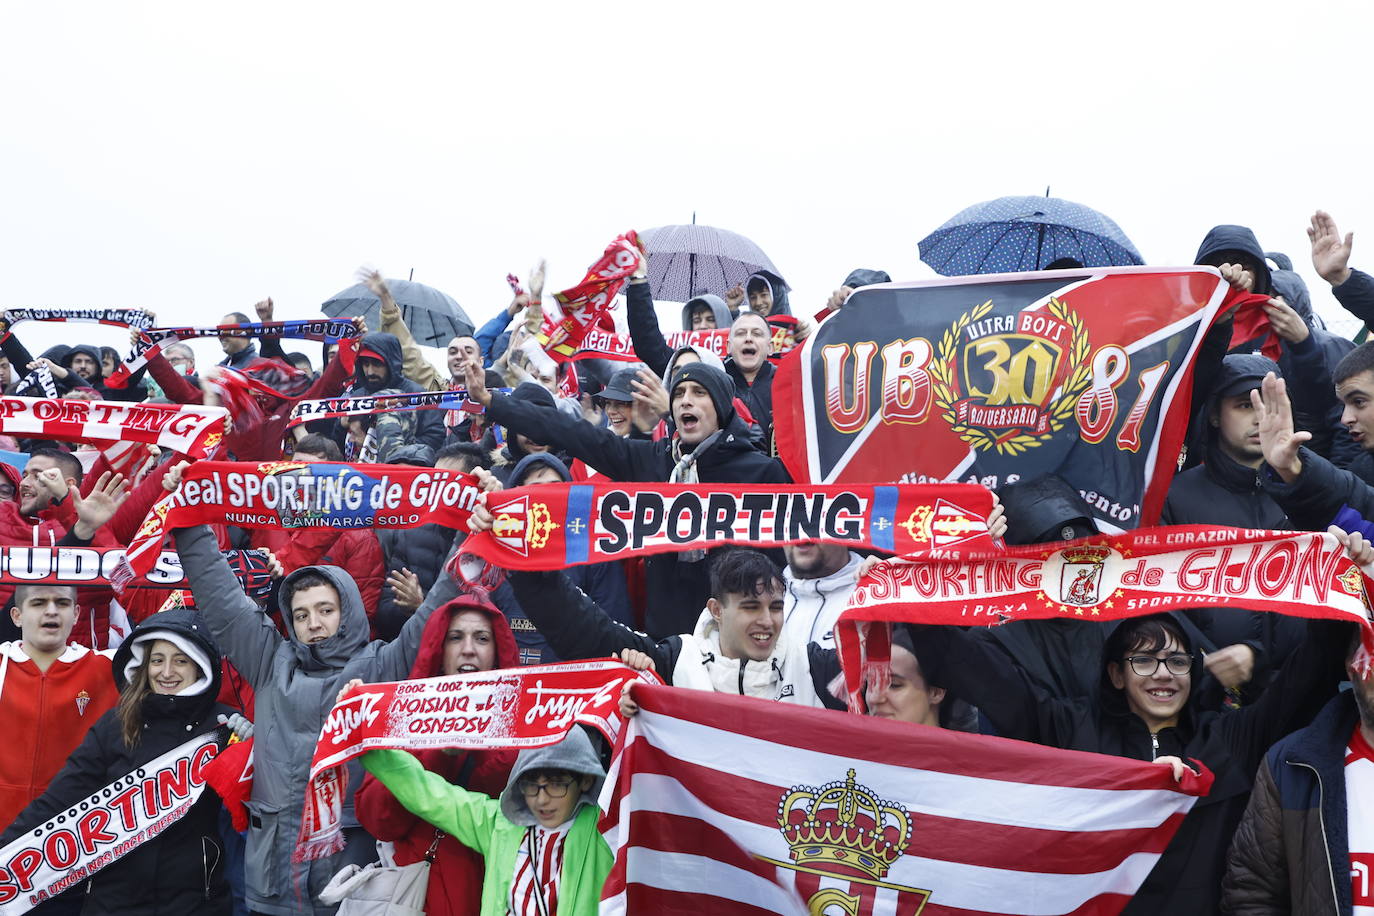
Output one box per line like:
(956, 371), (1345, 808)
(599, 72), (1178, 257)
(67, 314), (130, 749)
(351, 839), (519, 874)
(465, 358), (786, 638)
(0, 585), (118, 831)
(492, 545), (843, 711)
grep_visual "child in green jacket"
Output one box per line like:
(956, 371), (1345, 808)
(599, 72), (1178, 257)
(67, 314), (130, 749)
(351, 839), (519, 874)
(361, 726), (613, 916)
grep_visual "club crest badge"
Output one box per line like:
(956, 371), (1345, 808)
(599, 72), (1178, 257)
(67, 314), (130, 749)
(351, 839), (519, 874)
(898, 499), (988, 549)
(1058, 545), (1113, 607)
(760, 768), (930, 915)
(489, 495), (560, 558)
(75, 690), (91, 717)
(930, 298), (1091, 455)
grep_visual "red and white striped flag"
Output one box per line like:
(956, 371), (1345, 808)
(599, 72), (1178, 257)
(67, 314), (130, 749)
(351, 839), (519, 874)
(599, 686), (1212, 916)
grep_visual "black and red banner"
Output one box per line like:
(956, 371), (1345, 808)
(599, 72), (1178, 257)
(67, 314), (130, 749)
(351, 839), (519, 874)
(774, 268), (1229, 531)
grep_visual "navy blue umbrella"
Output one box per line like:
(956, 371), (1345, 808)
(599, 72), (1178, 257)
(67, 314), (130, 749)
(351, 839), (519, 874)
(321, 278), (473, 348)
(918, 196), (1144, 277)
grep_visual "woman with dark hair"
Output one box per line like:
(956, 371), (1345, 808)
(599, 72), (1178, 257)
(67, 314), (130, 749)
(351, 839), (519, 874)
(0, 608), (234, 914)
(911, 589), (1356, 915)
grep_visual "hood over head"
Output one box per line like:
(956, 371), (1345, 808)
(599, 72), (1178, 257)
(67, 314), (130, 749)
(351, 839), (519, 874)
(662, 345), (726, 388)
(0, 462), (19, 503)
(1194, 225), (1272, 295)
(680, 294), (734, 331)
(995, 474), (1098, 545)
(509, 452), (572, 486)
(499, 726), (606, 826)
(500, 382), (559, 461)
(669, 362), (736, 430)
(39, 345), (72, 365)
(62, 344), (106, 384)
(279, 564), (371, 670)
(354, 331), (405, 392)
(112, 607), (224, 725)
(744, 270), (792, 317)
(408, 594), (519, 679)
(841, 268), (891, 289)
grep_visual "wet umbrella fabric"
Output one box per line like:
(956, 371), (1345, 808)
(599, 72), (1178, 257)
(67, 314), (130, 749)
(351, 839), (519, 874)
(640, 223), (782, 302)
(321, 278), (473, 347)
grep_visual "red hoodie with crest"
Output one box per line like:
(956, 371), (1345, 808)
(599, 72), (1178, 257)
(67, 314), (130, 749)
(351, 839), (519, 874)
(354, 595), (520, 916)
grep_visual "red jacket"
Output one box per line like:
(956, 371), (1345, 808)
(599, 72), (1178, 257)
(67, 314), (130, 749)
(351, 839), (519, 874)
(0, 641), (118, 830)
(354, 597), (520, 916)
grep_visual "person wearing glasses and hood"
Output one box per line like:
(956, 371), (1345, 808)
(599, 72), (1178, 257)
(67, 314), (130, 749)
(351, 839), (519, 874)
(357, 721), (611, 916)
(907, 591), (1358, 915)
(0, 608), (234, 914)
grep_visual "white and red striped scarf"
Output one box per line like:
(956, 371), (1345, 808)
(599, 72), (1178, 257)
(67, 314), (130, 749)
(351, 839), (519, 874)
(600, 685), (1211, 916)
(510, 821), (570, 916)
(0, 396), (226, 458)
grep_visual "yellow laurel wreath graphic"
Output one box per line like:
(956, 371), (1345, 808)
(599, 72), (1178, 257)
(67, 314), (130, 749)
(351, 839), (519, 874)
(930, 298), (1091, 456)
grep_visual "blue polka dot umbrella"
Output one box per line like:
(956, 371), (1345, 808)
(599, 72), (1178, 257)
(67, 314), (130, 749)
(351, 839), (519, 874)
(640, 223), (783, 302)
(918, 195), (1144, 277)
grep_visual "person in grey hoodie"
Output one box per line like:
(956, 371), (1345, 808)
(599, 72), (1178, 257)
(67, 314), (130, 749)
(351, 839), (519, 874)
(679, 293), (733, 330)
(171, 521), (460, 916)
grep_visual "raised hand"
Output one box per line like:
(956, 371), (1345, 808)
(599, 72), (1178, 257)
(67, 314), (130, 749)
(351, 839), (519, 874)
(463, 359), (492, 407)
(386, 567), (424, 610)
(335, 678), (365, 706)
(1308, 210), (1354, 287)
(1251, 372), (1309, 481)
(529, 259), (547, 302)
(1330, 524), (1374, 567)
(724, 284), (745, 311)
(72, 471), (129, 540)
(253, 297), (274, 322)
(161, 459), (191, 493)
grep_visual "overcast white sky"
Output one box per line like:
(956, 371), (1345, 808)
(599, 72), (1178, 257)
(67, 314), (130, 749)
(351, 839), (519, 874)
(3, 0), (1371, 367)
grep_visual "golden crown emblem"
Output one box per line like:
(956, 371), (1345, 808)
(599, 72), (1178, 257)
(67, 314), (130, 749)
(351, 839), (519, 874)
(899, 506), (933, 542)
(777, 769), (912, 881)
(1061, 544), (1112, 565)
(527, 502), (559, 550)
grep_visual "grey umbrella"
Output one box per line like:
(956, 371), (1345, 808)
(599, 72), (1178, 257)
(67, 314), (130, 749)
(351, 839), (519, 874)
(321, 278), (473, 347)
(639, 223), (782, 302)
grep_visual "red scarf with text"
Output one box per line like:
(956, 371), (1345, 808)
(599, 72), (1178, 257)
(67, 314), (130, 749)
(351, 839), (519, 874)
(835, 526), (1374, 712)
(538, 232), (643, 361)
(0, 397), (227, 457)
(297, 661), (658, 862)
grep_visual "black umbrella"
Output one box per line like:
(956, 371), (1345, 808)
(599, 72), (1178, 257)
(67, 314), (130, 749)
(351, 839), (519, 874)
(321, 278), (473, 347)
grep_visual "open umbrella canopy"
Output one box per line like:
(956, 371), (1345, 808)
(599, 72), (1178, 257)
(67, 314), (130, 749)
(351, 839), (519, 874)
(918, 196), (1144, 277)
(640, 223), (782, 302)
(321, 278), (473, 347)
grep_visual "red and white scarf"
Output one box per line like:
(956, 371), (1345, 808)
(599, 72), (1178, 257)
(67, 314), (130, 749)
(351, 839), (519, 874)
(297, 661), (656, 863)
(537, 232), (642, 361)
(0, 734), (218, 915)
(835, 525), (1374, 711)
(0, 396), (227, 458)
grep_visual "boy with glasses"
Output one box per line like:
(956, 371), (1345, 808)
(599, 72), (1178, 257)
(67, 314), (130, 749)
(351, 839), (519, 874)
(358, 721), (611, 916)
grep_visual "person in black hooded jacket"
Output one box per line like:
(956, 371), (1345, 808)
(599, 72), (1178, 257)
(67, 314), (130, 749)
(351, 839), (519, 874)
(0, 608), (234, 915)
(331, 331), (444, 452)
(910, 606), (1353, 915)
(464, 358), (787, 638)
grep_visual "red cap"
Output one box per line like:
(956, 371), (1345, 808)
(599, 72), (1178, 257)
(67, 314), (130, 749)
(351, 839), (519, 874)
(358, 348), (386, 363)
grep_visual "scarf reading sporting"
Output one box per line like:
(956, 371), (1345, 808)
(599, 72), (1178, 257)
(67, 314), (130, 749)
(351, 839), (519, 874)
(0, 307), (154, 335)
(537, 232), (643, 361)
(462, 481), (995, 570)
(297, 660), (658, 863)
(117, 460), (484, 587)
(105, 318), (363, 388)
(287, 389), (479, 428)
(0, 734), (218, 915)
(834, 525), (1374, 712)
(0, 396), (227, 457)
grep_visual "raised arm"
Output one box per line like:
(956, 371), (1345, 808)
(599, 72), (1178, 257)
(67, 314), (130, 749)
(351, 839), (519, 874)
(360, 749), (500, 855)
(172, 522), (281, 688)
(508, 569), (673, 671)
(624, 272), (673, 378)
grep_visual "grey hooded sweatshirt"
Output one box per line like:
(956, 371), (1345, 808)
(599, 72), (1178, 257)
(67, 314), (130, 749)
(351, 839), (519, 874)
(172, 524), (459, 916)
(497, 727), (606, 826)
(678, 293), (733, 331)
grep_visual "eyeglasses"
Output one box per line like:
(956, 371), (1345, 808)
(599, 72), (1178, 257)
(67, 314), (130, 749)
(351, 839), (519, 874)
(517, 775), (576, 799)
(1124, 654), (1192, 677)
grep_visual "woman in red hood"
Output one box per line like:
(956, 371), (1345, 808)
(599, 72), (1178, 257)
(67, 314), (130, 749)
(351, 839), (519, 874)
(355, 594), (520, 916)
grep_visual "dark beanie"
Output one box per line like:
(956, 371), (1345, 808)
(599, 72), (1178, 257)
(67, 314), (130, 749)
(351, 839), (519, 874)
(669, 362), (736, 427)
(509, 381), (556, 410)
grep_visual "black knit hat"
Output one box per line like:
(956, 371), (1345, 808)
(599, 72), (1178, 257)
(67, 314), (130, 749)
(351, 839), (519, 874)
(669, 362), (735, 428)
